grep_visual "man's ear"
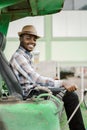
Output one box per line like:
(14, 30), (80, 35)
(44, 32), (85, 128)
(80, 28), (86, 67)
(19, 36), (23, 42)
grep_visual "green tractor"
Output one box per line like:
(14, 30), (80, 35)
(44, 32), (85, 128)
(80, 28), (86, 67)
(0, 0), (64, 130)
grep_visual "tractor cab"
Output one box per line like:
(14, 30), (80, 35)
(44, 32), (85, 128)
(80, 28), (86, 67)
(0, 32), (63, 130)
(0, 33), (62, 130)
(0, 1), (65, 129)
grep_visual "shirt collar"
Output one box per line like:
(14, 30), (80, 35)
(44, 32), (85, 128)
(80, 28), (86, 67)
(19, 46), (33, 59)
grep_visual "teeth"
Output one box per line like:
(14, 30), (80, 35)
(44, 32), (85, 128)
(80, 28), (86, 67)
(28, 45), (33, 48)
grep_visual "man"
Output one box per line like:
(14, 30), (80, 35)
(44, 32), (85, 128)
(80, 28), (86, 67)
(10, 25), (86, 130)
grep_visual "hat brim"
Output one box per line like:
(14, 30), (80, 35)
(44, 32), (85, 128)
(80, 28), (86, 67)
(18, 31), (40, 39)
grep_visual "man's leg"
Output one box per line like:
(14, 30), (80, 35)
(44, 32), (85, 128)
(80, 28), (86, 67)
(29, 87), (86, 130)
(63, 91), (85, 130)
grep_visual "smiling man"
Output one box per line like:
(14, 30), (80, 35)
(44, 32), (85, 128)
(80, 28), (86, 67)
(10, 25), (86, 130)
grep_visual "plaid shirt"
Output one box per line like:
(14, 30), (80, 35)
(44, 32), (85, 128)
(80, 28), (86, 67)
(10, 46), (63, 96)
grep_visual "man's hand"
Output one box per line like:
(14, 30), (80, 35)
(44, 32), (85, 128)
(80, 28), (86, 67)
(54, 76), (59, 80)
(62, 80), (78, 92)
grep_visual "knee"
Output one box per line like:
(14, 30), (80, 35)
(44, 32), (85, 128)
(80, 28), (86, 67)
(63, 91), (79, 104)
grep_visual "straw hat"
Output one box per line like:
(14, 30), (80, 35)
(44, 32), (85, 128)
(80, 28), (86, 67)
(18, 25), (40, 39)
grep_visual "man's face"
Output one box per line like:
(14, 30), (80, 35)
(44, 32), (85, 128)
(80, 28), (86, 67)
(20, 34), (37, 52)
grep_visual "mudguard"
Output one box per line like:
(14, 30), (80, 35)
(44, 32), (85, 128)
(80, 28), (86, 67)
(0, 94), (63, 130)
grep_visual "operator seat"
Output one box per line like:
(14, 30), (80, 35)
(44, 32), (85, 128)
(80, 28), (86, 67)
(0, 32), (23, 99)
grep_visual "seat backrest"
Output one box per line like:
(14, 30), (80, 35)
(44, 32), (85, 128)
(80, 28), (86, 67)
(0, 32), (23, 99)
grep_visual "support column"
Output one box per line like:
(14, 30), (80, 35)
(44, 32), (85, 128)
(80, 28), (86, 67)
(0, 14), (11, 35)
(44, 15), (52, 60)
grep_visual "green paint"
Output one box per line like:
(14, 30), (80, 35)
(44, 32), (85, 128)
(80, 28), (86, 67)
(37, 0), (64, 15)
(0, 0), (64, 16)
(0, 0), (64, 36)
(29, 0), (38, 15)
(0, 95), (62, 130)
(0, 14), (11, 35)
(0, 0), (24, 9)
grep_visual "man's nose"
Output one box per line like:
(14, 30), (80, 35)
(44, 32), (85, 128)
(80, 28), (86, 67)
(29, 38), (36, 46)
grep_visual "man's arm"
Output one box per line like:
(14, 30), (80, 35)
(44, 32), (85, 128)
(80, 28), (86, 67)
(14, 54), (78, 92)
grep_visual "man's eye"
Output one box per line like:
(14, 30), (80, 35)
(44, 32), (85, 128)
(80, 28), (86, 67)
(25, 36), (31, 40)
(33, 43), (36, 46)
(34, 38), (36, 42)
(26, 37), (30, 40)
